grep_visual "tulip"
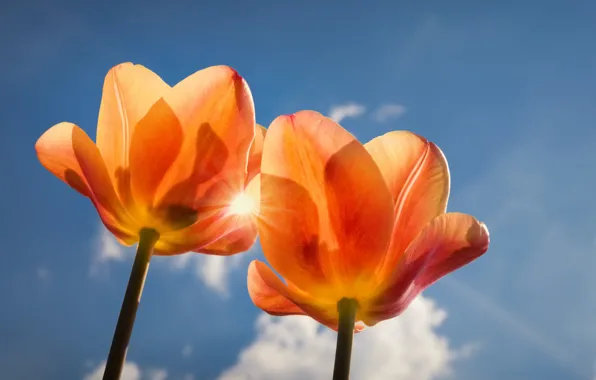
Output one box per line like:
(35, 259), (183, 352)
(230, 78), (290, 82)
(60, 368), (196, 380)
(36, 63), (262, 379)
(248, 110), (489, 379)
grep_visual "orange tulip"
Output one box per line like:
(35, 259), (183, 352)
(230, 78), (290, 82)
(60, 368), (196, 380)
(36, 62), (265, 378)
(36, 62), (264, 255)
(248, 110), (489, 331)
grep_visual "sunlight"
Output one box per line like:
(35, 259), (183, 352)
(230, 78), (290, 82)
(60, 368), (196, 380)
(228, 192), (256, 216)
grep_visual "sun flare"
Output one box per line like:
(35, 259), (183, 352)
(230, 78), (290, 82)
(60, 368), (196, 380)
(228, 192), (256, 216)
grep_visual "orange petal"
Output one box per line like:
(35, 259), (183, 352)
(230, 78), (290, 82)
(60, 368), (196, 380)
(96, 63), (169, 206)
(147, 67), (255, 254)
(258, 174), (328, 291)
(155, 66), (255, 212)
(196, 222), (257, 255)
(259, 111), (394, 297)
(129, 99), (183, 209)
(246, 124), (266, 184)
(365, 131), (450, 279)
(153, 173), (261, 255)
(411, 213), (489, 287)
(365, 213), (489, 325)
(36, 123), (135, 243)
(248, 261), (367, 333)
(36, 122), (92, 197)
(196, 173), (260, 255)
(248, 260), (305, 316)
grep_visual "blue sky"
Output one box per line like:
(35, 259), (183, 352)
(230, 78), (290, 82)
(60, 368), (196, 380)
(2, 0), (596, 379)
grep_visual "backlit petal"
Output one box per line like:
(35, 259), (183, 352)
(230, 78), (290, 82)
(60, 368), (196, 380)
(248, 260), (305, 316)
(129, 99), (183, 209)
(365, 213), (489, 325)
(259, 111), (394, 298)
(36, 123), (135, 243)
(248, 261), (367, 332)
(196, 223), (257, 255)
(96, 63), (169, 206)
(154, 172), (261, 255)
(365, 131), (450, 279)
(155, 66), (255, 213)
(409, 213), (489, 287)
(36, 122), (91, 197)
(246, 124), (266, 184)
(197, 174), (261, 255)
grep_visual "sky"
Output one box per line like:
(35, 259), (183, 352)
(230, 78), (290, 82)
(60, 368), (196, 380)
(1, 0), (596, 379)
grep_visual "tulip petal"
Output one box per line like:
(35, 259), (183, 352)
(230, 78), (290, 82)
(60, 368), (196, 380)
(129, 99), (183, 209)
(36, 122), (92, 197)
(248, 261), (368, 332)
(195, 222), (257, 255)
(246, 124), (266, 184)
(36, 122), (135, 243)
(365, 213), (489, 325)
(259, 111), (394, 297)
(248, 260), (305, 316)
(411, 213), (489, 287)
(365, 131), (450, 279)
(96, 63), (169, 206)
(258, 173), (328, 291)
(197, 174), (261, 255)
(155, 66), (255, 211)
(154, 171), (260, 255)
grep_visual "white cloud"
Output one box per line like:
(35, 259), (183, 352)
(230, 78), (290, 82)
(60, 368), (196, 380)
(219, 295), (476, 380)
(182, 344), (193, 358)
(82, 361), (167, 380)
(146, 369), (168, 380)
(89, 224), (131, 277)
(169, 240), (259, 297)
(169, 253), (245, 297)
(198, 255), (243, 296)
(83, 361), (141, 380)
(327, 102), (406, 124)
(96, 226), (127, 261)
(328, 103), (366, 123)
(89, 223), (257, 295)
(372, 104), (407, 122)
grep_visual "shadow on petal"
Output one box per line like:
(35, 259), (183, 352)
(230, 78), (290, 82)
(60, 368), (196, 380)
(154, 122), (230, 230)
(258, 174), (328, 290)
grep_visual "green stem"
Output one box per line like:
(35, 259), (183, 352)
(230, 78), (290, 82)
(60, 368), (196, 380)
(332, 298), (358, 380)
(103, 228), (159, 380)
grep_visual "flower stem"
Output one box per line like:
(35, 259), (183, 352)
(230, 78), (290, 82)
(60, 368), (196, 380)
(332, 298), (358, 380)
(103, 228), (159, 380)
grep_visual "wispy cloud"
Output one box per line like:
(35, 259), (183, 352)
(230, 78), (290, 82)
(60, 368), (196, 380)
(219, 295), (477, 380)
(372, 104), (407, 122)
(169, 241), (259, 297)
(197, 255), (244, 296)
(444, 278), (588, 378)
(447, 108), (596, 378)
(146, 369), (168, 380)
(89, 225), (260, 297)
(328, 103), (366, 123)
(89, 224), (131, 277)
(82, 360), (168, 380)
(88, 224), (258, 295)
(328, 102), (406, 125)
